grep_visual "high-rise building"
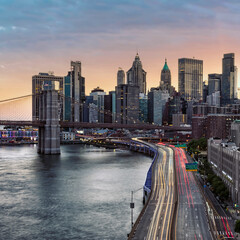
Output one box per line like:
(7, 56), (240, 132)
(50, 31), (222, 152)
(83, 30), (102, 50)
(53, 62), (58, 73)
(208, 73), (221, 96)
(117, 68), (125, 85)
(104, 91), (116, 123)
(221, 53), (238, 105)
(127, 53), (147, 94)
(116, 84), (139, 124)
(148, 88), (169, 125)
(139, 93), (148, 123)
(178, 58), (203, 101)
(90, 87), (106, 123)
(160, 59), (171, 87)
(63, 61), (85, 122)
(32, 72), (63, 120)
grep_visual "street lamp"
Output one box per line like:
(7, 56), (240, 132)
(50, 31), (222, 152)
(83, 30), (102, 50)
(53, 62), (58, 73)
(130, 187), (143, 228)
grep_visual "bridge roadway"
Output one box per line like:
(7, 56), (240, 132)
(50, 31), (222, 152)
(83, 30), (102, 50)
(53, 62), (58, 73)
(174, 147), (212, 240)
(131, 143), (175, 240)
(0, 120), (192, 131)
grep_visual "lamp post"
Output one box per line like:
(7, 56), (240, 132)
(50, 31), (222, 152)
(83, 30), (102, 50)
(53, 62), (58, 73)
(130, 187), (143, 229)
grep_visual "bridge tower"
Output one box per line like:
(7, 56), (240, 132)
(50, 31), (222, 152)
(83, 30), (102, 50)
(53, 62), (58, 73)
(38, 90), (60, 154)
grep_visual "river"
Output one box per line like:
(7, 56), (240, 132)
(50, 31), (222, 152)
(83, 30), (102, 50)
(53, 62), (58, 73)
(0, 144), (152, 240)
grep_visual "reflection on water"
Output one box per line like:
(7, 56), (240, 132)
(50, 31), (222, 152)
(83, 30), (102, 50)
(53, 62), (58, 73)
(0, 144), (152, 240)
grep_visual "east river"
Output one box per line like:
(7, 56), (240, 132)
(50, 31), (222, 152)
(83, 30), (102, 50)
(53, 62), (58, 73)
(0, 144), (152, 240)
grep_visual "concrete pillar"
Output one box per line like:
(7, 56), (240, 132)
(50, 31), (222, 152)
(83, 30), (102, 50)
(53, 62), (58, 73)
(38, 90), (60, 154)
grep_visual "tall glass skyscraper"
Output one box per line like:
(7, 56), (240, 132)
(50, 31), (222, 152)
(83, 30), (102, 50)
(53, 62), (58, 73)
(221, 53), (238, 105)
(178, 58), (203, 101)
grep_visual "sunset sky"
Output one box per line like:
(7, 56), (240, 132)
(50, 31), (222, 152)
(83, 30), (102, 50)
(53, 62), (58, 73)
(0, 0), (240, 101)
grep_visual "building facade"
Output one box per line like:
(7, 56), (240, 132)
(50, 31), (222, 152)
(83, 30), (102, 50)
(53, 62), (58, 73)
(208, 73), (221, 96)
(117, 68), (125, 86)
(148, 88), (169, 125)
(127, 53), (147, 94)
(90, 87), (106, 123)
(116, 84), (139, 124)
(178, 58), (203, 101)
(32, 72), (63, 120)
(139, 93), (148, 123)
(208, 138), (240, 204)
(221, 53), (238, 105)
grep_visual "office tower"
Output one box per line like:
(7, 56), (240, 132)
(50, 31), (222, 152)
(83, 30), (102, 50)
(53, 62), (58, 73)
(208, 74), (221, 96)
(32, 72), (63, 120)
(160, 59), (171, 87)
(104, 91), (116, 123)
(117, 68), (125, 85)
(70, 61), (85, 122)
(116, 84), (140, 124)
(90, 87), (106, 123)
(221, 53), (238, 105)
(139, 93), (148, 123)
(148, 88), (169, 125)
(178, 58), (203, 101)
(127, 53), (147, 94)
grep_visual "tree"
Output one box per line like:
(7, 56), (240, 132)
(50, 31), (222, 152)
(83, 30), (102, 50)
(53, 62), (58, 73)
(235, 220), (240, 233)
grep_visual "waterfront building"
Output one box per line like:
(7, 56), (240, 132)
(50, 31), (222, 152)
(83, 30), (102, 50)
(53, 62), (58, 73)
(32, 72), (63, 120)
(116, 84), (139, 124)
(221, 53), (238, 105)
(117, 68), (125, 85)
(148, 88), (169, 125)
(178, 58), (203, 101)
(90, 87), (106, 123)
(160, 59), (171, 87)
(139, 93), (148, 123)
(127, 53), (147, 94)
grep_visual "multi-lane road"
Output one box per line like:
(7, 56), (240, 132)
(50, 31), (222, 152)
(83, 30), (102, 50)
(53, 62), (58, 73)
(129, 141), (236, 240)
(174, 147), (212, 240)
(131, 143), (175, 240)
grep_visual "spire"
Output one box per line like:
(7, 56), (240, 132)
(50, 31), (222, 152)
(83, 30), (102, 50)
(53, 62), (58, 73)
(162, 58), (169, 71)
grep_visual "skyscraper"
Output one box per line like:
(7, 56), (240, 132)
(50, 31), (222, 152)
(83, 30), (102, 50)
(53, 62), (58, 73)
(208, 74), (221, 96)
(221, 53), (238, 105)
(148, 88), (169, 125)
(63, 61), (85, 122)
(116, 84), (139, 124)
(178, 58), (203, 101)
(117, 68), (125, 85)
(32, 72), (63, 120)
(160, 59), (171, 87)
(90, 87), (106, 123)
(127, 53), (147, 94)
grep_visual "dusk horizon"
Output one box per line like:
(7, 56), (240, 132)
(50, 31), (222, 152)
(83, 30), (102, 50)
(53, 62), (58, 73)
(0, 0), (240, 100)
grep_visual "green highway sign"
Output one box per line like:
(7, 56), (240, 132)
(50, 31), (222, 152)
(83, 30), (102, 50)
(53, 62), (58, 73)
(185, 162), (198, 171)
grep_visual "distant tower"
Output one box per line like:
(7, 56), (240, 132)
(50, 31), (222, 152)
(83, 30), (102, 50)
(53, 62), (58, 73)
(127, 53), (147, 94)
(178, 58), (203, 101)
(117, 68), (125, 85)
(160, 58), (171, 87)
(221, 53), (238, 105)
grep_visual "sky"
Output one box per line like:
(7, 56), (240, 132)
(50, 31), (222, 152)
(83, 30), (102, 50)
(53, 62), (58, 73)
(0, 0), (240, 101)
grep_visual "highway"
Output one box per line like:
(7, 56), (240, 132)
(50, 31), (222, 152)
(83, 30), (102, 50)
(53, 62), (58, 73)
(131, 143), (175, 240)
(185, 152), (235, 240)
(174, 147), (212, 240)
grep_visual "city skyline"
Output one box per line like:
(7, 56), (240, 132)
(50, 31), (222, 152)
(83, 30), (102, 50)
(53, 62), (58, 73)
(1, 1), (240, 100)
